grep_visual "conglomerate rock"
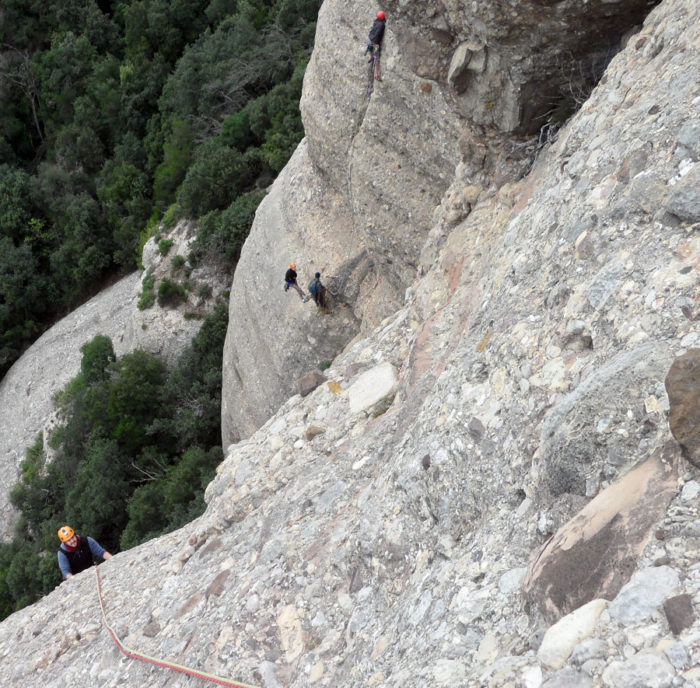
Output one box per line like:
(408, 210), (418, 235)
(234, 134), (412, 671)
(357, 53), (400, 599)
(223, 0), (672, 441)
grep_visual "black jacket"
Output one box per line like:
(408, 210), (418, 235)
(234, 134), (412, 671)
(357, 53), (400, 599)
(369, 19), (385, 45)
(60, 537), (94, 576)
(285, 268), (298, 283)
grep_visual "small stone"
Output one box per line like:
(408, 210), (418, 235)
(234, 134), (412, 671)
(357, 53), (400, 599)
(297, 370), (326, 397)
(309, 661), (324, 682)
(663, 594), (695, 635)
(327, 380), (342, 394)
(542, 667), (594, 688)
(142, 621), (160, 638)
(680, 480), (700, 501)
(305, 425), (325, 440)
(602, 651), (675, 688)
(662, 640), (689, 669)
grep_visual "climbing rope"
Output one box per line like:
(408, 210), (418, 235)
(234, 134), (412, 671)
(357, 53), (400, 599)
(95, 566), (259, 688)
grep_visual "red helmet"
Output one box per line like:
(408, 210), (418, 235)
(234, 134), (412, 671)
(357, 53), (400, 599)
(377, 11), (386, 20)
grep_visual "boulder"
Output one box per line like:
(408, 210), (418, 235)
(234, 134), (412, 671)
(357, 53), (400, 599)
(347, 362), (398, 415)
(296, 370), (326, 397)
(665, 348), (700, 466)
(524, 442), (681, 623)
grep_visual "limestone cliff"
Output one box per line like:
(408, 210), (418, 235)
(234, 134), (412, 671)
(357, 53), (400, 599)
(1, 0), (699, 687)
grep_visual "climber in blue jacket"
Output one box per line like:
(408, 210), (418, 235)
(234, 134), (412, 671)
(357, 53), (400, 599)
(57, 525), (112, 580)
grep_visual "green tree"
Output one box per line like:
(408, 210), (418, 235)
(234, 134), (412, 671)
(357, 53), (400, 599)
(177, 140), (250, 216)
(120, 480), (167, 549)
(107, 350), (167, 453)
(65, 438), (130, 551)
(152, 119), (194, 211)
(80, 335), (116, 383)
(195, 189), (266, 265)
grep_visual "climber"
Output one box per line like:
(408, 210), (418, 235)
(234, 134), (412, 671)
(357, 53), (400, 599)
(365, 10), (386, 81)
(308, 271), (327, 308)
(284, 263), (307, 301)
(57, 525), (112, 580)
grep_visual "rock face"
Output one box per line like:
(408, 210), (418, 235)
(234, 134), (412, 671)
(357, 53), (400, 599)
(221, 142), (365, 441)
(222, 0), (680, 442)
(1, 0), (700, 687)
(0, 220), (228, 541)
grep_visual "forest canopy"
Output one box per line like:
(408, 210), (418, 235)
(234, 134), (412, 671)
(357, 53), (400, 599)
(0, 0), (321, 378)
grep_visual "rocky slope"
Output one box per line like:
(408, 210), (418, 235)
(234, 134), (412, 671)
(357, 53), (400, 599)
(0, 0), (699, 687)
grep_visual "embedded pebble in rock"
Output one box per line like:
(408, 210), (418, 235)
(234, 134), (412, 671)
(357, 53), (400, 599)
(347, 362), (398, 414)
(541, 667), (595, 688)
(608, 566), (680, 624)
(602, 651), (676, 688)
(537, 599), (608, 669)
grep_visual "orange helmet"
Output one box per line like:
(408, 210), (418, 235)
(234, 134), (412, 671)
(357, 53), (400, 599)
(377, 10), (386, 20)
(290, 263), (296, 269)
(57, 525), (75, 542)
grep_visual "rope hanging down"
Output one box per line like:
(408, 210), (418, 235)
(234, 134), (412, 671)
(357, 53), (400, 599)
(95, 566), (259, 688)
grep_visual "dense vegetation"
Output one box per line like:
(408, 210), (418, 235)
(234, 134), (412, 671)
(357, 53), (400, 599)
(0, 304), (228, 618)
(0, 0), (321, 378)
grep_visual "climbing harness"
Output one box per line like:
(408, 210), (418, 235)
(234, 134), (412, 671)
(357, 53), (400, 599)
(95, 566), (259, 688)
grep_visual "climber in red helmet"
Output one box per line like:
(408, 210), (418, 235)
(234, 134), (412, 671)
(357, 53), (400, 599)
(365, 10), (386, 82)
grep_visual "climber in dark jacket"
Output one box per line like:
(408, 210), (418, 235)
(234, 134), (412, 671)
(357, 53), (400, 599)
(308, 272), (327, 308)
(365, 11), (386, 81)
(284, 263), (307, 300)
(57, 525), (112, 580)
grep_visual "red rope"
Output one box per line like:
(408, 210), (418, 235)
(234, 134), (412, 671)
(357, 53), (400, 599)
(95, 566), (259, 688)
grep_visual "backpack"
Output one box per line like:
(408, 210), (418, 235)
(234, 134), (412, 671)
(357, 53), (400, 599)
(308, 279), (318, 295)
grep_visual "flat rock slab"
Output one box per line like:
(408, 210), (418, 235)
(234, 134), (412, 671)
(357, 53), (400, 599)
(524, 442), (681, 623)
(348, 362), (398, 414)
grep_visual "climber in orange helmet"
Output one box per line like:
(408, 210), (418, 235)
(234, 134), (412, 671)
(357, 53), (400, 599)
(284, 263), (308, 301)
(57, 525), (112, 580)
